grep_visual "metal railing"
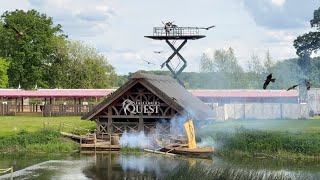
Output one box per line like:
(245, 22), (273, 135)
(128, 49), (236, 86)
(153, 27), (201, 36)
(0, 166), (13, 180)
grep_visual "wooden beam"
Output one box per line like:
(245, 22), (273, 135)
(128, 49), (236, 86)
(138, 116), (144, 131)
(107, 106), (112, 135)
(98, 115), (173, 119)
(21, 97), (24, 112)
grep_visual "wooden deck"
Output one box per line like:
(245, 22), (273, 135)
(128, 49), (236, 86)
(60, 131), (120, 151)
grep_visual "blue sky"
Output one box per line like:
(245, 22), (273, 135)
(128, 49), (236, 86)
(0, 0), (319, 74)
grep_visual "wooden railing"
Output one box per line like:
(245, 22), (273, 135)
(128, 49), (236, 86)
(0, 166), (13, 180)
(0, 104), (96, 116)
(43, 122), (92, 135)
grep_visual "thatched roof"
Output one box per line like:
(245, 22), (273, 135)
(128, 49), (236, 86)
(82, 72), (215, 120)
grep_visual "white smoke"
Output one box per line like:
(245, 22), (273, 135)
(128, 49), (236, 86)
(119, 131), (154, 149)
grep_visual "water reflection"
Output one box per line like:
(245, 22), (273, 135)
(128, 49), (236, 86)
(82, 153), (198, 180)
(0, 152), (319, 180)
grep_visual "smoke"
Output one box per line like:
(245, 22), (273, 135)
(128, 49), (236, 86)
(119, 131), (154, 149)
(118, 155), (179, 178)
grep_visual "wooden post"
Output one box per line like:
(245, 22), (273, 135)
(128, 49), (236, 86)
(94, 130), (97, 152)
(10, 166), (13, 180)
(21, 97), (24, 112)
(139, 116), (144, 132)
(107, 107), (112, 135)
(15, 98), (17, 113)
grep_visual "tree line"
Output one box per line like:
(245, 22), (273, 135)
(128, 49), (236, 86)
(0, 7), (319, 90)
(0, 9), (116, 89)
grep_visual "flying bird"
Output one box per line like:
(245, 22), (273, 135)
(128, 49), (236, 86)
(153, 51), (163, 54)
(263, 73), (276, 89)
(287, 85), (299, 91)
(198, 25), (215, 30)
(305, 80), (311, 90)
(143, 59), (157, 65)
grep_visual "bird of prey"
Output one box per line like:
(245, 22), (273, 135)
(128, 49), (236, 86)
(305, 80), (311, 90)
(197, 25), (215, 30)
(263, 73), (276, 89)
(287, 85), (299, 91)
(153, 51), (163, 54)
(4, 23), (33, 38)
(143, 60), (157, 65)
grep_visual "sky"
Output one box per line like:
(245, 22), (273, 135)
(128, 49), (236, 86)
(0, 0), (319, 74)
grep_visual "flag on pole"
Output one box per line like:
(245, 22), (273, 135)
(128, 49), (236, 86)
(184, 120), (197, 149)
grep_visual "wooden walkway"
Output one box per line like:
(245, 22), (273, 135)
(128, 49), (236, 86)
(45, 122), (120, 151)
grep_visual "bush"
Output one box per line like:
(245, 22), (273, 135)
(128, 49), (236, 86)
(0, 129), (78, 152)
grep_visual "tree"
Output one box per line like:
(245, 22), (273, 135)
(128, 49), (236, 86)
(263, 50), (274, 73)
(0, 9), (64, 89)
(293, 7), (320, 57)
(246, 54), (264, 74)
(199, 53), (212, 72)
(199, 47), (244, 89)
(63, 41), (117, 89)
(213, 48), (242, 73)
(0, 57), (9, 87)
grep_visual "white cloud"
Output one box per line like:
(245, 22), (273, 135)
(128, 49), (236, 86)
(0, 0), (318, 75)
(271, 0), (286, 7)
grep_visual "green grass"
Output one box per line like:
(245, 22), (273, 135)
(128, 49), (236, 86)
(197, 118), (320, 160)
(0, 129), (78, 153)
(120, 146), (142, 154)
(0, 116), (96, 137)
(202, 118), (320, 133)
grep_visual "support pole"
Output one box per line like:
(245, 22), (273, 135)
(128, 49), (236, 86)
(162, 39), (188, 85)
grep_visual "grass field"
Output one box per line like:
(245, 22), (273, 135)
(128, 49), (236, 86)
(197, 118), (320, 159)
(0, 116), (96, 137)
(202, 118), (320, 133)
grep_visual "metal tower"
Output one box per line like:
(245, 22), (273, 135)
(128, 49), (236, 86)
(145, 24), (206, 85)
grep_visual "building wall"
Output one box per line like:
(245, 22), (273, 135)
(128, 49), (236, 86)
(307, 88), (320, 115)
(212, 103), (309, 120)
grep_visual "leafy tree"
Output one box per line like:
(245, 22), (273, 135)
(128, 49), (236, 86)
(63, 41), (117, 89)
(263, 50), (274, 73)
(0, 9), (64, 89)
(246, 54), (264, 74)
(212, 48), (242, 73)
(0, 57), (9, 87)
(293, 6), (320, 57)
(42, 36), (69, 88)
(199, 53), (212, 72)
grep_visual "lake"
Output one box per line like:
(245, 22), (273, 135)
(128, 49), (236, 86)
(0, 152), (319, 180)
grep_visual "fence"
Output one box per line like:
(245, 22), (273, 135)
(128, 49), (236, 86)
(0, 104), (95, 116)
(213, 103), (310, 120)
(43, 122), (92, 135)
(0, 166), (13, 180)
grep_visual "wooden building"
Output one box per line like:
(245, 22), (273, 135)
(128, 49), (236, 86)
(82, 73), (214, 136)
(0, 89), (113, 116)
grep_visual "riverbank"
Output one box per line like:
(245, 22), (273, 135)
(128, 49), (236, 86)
(0, 116), (96, 153)
(0, 129), (78, 153)
(198, 124), (320, 160)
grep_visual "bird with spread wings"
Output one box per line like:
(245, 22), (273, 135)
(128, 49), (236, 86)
(197, 25), (215, 30)
(287, 85), (299, 91)
(263, 73), (276, 89)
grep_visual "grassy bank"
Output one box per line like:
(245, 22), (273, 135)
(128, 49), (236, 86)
(0, 116), (96, 137)
(0, 129), (78, 153)
(198, 127), (320, 160)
